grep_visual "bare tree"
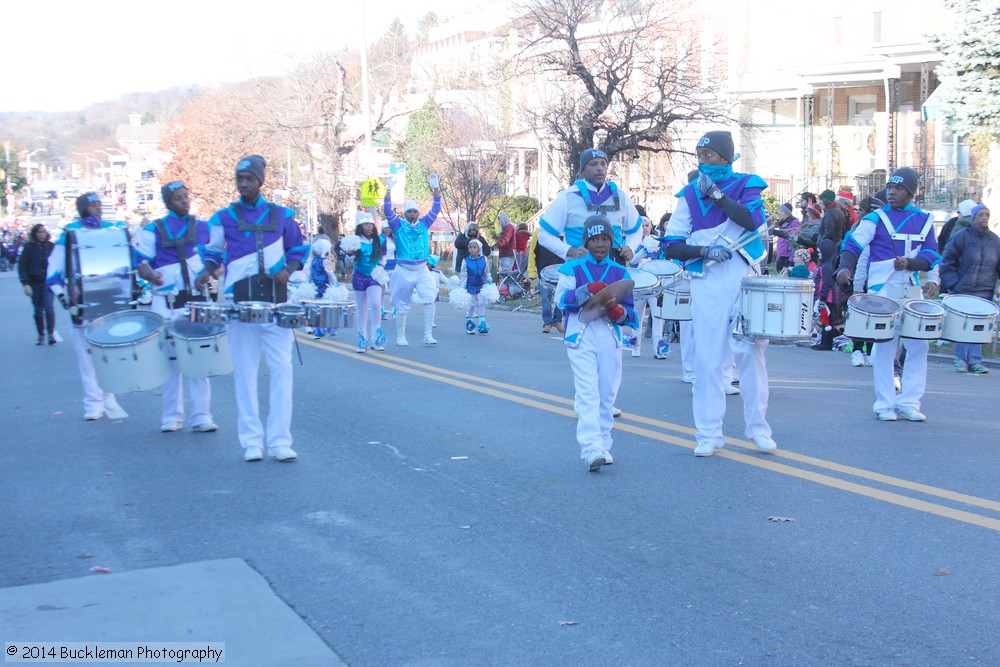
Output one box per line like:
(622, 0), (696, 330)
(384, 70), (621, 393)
(511, 0), (735, 177)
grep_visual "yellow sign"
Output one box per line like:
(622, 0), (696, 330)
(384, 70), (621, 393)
(359, 178), (386, 208)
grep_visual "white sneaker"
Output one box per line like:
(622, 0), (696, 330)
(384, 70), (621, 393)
(893, 376), (902, 392)
(851, 350), (865, 367)
(585, 451), (606, 471)
(269, 445), (298, 461)
(897, 406), (926, 422)
(603, 452), (614, 465)
(161, 421), (184, 433)
(724, 384), (741, 395)
(396, 335), (409, 347)
(84, 411), (104, 421)
(423, 334), (437, 345)
(611, 406), (622, 417)
(751, 434), (778, 453)
(192, 422), (218, 433)
(243, 446), (264, 462)
(681, 371), (695, 384)
(877, 410), (898, 421)
(864, 354), (872, 367)
(693, 441), (720, 457)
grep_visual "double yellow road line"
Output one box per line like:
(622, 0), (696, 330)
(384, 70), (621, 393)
(300, 335), (1000, 533)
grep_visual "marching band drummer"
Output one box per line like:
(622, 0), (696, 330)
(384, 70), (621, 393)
(836, 167), (941, 422)
(46, 193), (128, 421)
(555, 216), (638, 472)
(195, 155), (308, 462)
(134, 181), (217, 434)
(660, 131), (777, 457)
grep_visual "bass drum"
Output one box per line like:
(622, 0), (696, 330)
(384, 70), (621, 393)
(170, 318), (232, 378)
(65, 227), (136, 321)
(85, 310), (171, 394)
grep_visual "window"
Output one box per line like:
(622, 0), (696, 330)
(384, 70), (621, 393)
(849, 95), (877, 126)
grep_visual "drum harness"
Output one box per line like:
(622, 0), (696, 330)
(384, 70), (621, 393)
(872, 209), (934, 301)
(154, 217), (206, 309)
(231, 202), (285, 304)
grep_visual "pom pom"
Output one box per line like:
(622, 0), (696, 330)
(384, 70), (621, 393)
(327, 284), (351, 302)
(340, 235), (361, 253)
(642, 236), (661, 254)
(449, 287), (473, 310)
(289, 281), (317, 304)
(481, 283), (501, 304)
(371, 266), (390, 288)
(446, 275), (461, 290)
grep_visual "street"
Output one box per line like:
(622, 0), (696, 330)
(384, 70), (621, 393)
(1, 266), (999, 667)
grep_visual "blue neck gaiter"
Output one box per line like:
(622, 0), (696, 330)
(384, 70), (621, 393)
(698, 163), (734, 184)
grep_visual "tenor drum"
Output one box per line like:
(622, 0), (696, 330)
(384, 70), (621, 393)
(642, 259), (683, 285)
(170, 318), (232, 378)
(275, 303), (307, 329)
(658, 276), (692, 321)
(739, 277), (815, 341)
(187, 302), (231, 325)
(234, 301), (275, 324)
(85, 310), (171, 393)
(631, 269), (662, 300)
(301, 300), (356, 329)
(65, 227), (136, 321)
(539, 265), (561, 290)
(940, 295), (999, 344)
(844, 294), (899, 342)
(899, 300), (946, 340)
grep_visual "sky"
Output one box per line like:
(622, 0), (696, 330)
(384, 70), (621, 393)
(4, 0), (491, 113)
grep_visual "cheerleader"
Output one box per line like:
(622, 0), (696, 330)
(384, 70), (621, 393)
(348, 212), (387, 353)
(460, 239), (493, 334)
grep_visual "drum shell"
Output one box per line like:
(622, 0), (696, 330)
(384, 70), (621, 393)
(940, 294), (999, 344)
(844, 294), (899, 342)
(67, 227), (135, 321)
(234, 301), (275, 324)
(657, 279), (692, 321)
(274, 304), (307, 329)
(739, 277), (815, 341)
(898, 299), (945, 340)
(302, 300), (356, 329)
(170, 320), (233, 378)
(85, 311), (171, 393)
(187, 302), (231, 325)
(539, 265), (562, 290)
(631, 269), (662, 300)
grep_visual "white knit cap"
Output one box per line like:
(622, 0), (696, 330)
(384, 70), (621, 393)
(958, 199), (978, 217)
(404, 200), (419, 213)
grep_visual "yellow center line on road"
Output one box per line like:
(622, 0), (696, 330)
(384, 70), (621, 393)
(299, 336), (1000, 532)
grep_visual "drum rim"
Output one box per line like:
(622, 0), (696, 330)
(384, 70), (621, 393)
(86, 310), (165, 348)
(849, 294), (899, 315)
(170, 319), (227, 341)
(903, 300), (946, 316)
(642, 259), (682, 277)
(942, 294), (1000, 316)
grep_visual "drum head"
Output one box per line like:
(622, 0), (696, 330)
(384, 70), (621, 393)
(86, 310), (164, 345)
(630, 269), (659, 291)
(849, 294), (898, 315)
(171, 318), (225, 340)
(904, 300), (946, 316)
(540, 265), (562, 283)
(943, 295), (999, 316)
(642, 259), (681, 278)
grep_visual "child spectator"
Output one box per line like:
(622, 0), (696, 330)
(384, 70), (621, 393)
(460, 239), (493, 334)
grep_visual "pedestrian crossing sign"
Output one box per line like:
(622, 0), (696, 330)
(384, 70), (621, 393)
(360, 178), (386, 208)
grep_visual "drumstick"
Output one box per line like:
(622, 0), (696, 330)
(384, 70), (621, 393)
(658, 222), (776, 290)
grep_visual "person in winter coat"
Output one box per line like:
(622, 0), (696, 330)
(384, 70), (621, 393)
(19, 223), (56, 345)
(453, 222), (491, 271)
(939, 204), (1000, 374)
(770, 203), (801, 273)
(818, 189), (849, 244)
(495, 213), (517, 274)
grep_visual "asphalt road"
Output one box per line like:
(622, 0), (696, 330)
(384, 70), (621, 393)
(1, 266), (999, 666)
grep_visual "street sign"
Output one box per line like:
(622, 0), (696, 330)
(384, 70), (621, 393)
(360, 177), (386, 208)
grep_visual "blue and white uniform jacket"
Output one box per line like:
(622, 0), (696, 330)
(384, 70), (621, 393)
(842, 204), (940, 293)
(382, 194), (441, 267)
(133, 212), (209, 297)
(555, 253), (639, 348)
(539, 180), (642, 258)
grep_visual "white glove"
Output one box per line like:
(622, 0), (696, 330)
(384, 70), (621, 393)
(427, 173), (440, 190)
(696, 173), (715, 197)
(385, 176), (396, 191)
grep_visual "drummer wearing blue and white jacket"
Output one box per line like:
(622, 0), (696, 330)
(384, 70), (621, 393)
(196, 155), (308, 463)
(134, 181), (216, 434)
(555, 216), (638, 472)
(837, 167), (941, 422)
(661, 130), (777, 457)
(46, 193), (128, 421)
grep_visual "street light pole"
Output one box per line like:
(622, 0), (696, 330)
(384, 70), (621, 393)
(25, 148), (48, 185)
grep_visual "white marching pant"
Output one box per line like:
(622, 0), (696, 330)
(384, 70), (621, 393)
(689, 259), (771, 449)
(680, 319), (695, 374)
(228, 321), (294, 451)
(566, 317), (622, 459)
(354, 284), (384, 340)
(152, 297), (213, 427)
(871, 333), (927, 413)
(630, 296), (664, 354)
(389, 264), (436, 312)
(70, 324), (114, 415)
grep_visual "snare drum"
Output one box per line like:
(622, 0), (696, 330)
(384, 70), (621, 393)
(187, 302), (231, 325)
(941, 294), (999, 344)
(658, 276), (692, 321)
(275, 303), (307, 329)
(844, 294), (899, 342)
(301, 300), (356, 329)
(739, 277), (815, 341)
(170, 319), (233, 378)
(631, 269), (661, 300)
(65, 227), (136, 321)
(539, 265), (562, 290)
(234, 301), (275, 324)
(85, 310), (171, 393)
(899, 299), (946, 339)
(642, 259), (682, 285)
